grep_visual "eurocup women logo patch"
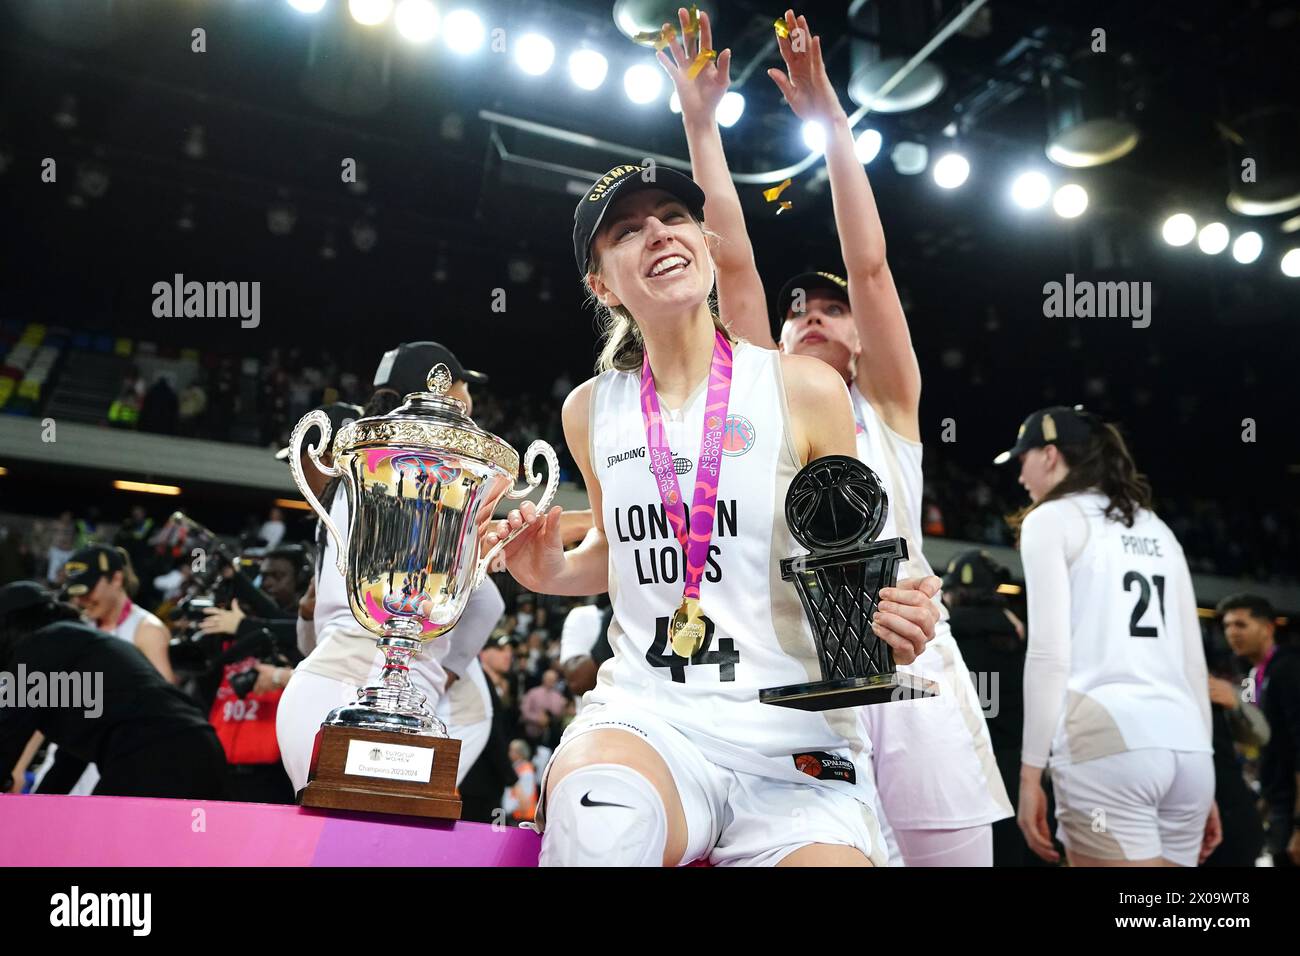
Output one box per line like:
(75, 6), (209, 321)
(721, 414), (755, 456)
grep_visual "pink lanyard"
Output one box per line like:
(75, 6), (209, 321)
(639, 330), (733, 656)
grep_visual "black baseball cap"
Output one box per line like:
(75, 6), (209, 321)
(572, 163), (706, 276)
(61, 545), (125, 598)
(774, 271), (850, 333)
(276, 402), (364, 462)
(941, 549), (1010, 592)
(993, 405), (1096, 465)
(0, 580), (54, 618)
(373, 341), (487, 396)
(484, 631), (514, 650)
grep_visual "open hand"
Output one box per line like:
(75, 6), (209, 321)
(767, 10), (846, 126)
(656, 8), (732, 121)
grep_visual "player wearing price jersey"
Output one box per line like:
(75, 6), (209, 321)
(658, 7), (1010, 865)
(997, 405), (1220, 866)
(486, 161), (942, 868)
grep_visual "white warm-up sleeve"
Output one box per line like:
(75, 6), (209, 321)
(1019, 500), (1088, 769)
(441, 575), (506, 678)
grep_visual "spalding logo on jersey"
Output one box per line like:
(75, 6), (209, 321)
(793, 751), (856, 784)
(721, 414), (755, 456)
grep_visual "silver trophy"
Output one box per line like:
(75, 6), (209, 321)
(289, 363), (558, 740)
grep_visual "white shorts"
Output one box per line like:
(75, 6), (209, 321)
(1050, 749), (1214, 866)
(860, 627), (1013, 830)
(537, 703), (887, 867)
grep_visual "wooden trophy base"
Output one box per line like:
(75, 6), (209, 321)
(299, 724), (462, 820)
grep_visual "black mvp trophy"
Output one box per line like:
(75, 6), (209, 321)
(761, 455), (938, 709)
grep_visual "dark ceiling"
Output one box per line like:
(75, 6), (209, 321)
(1, 0), (1298, 495)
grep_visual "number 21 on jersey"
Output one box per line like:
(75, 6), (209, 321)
(1123, 570), (1166, 638)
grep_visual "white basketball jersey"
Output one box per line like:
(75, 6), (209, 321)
(113, 600), (163, 644)
(848, 384), (932, 585)
(587, 342), (874, 796)
(1046, 492), (1211, 765)
(850, 385), (1013, 829)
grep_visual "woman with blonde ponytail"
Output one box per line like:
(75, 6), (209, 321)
(483, 155), (945, 868)
(994, 405), (1220, 867)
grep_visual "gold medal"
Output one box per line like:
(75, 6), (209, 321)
(669, 596), (706, 657)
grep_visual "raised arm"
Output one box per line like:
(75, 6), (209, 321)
(658, 8), (774, 350)
(770, 11), (921, 437)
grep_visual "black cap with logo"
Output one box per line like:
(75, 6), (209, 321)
(275, 402), (364, 462)
(372, 341), (488, 396)
(61, 544), (126, 598)
(992, 405), (1096, 465)
(572, 163), (706, 276)
(774, 271), (850, 335)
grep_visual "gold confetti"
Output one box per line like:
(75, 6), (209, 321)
(774, 18), (790, 39)
(776, 200), (793, 215)
(685, 5), (701, 37)
(632, 24), (677, 50)
(686, 48), (717, 79)
(762, 177), (793, 202)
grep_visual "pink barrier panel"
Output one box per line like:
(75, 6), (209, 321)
(0, 795), (541, 867)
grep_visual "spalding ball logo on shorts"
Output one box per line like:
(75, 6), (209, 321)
(721, 414), (755, 457)
(795, 754), (823, 777)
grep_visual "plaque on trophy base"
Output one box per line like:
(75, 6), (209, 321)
(300, 725), (462, 819)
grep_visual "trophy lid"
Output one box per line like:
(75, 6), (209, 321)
(331, 363), (520, 476)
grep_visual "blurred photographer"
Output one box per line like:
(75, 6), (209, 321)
(189, 545), (311, 804)
(1, 582), (226, 800)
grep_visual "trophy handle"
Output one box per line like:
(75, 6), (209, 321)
(288, 410), (348, 577)
(473, 440), (560, 589)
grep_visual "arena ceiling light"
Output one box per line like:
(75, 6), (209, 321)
(855, 128), (882, 164)
(1011, 170), (1051, 210)
(624, 64), (663, 105)
(932, 152), (970, 189)
(1043, 55), (1140, 168)
(1052, 183), (1088, 218)
(716, 91), (745, 129)
(1196, 222), (1229, 255)
(515, 33), (556, 76)
(273, 498), (314, 511)
(891, 141), (928, 176)
(1161, 213), (1197, 246)
(349, 0), (393, 27)
(669, 91), (743, 127)
(395, 0), (438, 43)
(802, 121), (827, 155)
(569, 49), (608, 91)
(113, 480), (181, 496)
(1282, 248), (1300, 277)
(1232, 231), (1263, 264)
(613, 0), (717, 44)
(444, 9), (485, 54)
(287, 0), (327, 13)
